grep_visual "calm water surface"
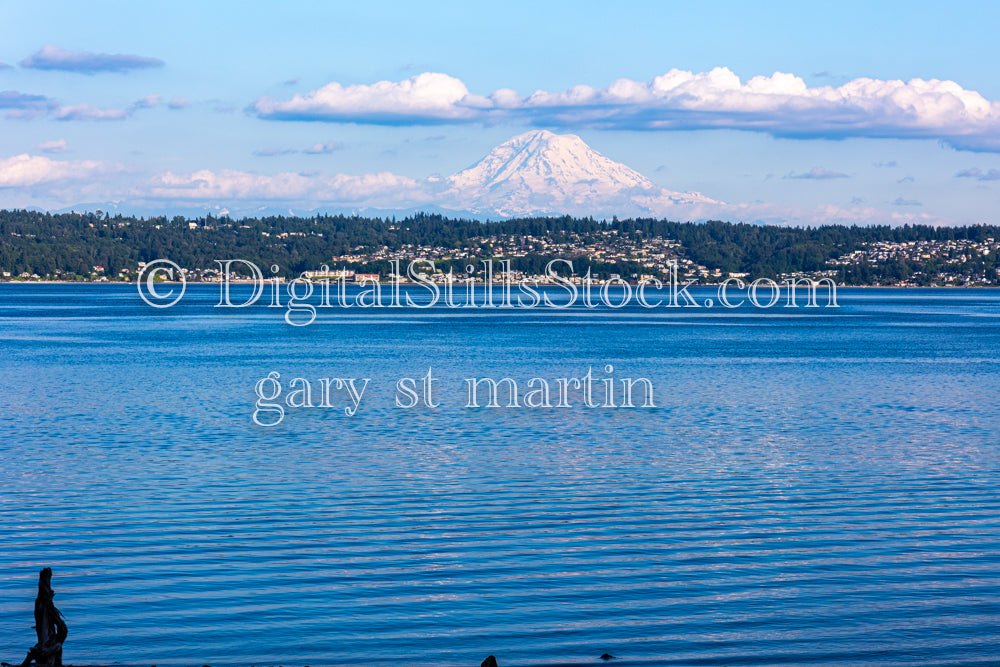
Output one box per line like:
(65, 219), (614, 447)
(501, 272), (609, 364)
(1, 284), (998, 666)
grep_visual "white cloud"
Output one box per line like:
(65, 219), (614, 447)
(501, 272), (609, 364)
(144, 168), (432, 207)
(303, 141), (343, 154)
(36, 139), (69, 153)
(54, 103), (129, 121)
(511, 69), (1000, 148)
(253, 68), (1000, 151)
(251, 72), (490, 122)
(0, 154), (110, 188)
(54, 94), (161, 121)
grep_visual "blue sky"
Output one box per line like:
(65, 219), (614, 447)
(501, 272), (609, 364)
(2, 0), (1000, 224)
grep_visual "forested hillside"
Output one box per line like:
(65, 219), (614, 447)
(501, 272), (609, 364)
(2, 209), (998, 285)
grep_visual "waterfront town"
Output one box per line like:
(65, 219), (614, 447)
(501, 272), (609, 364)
(7, 228), (999, 287)
(2, 212), (999, 286)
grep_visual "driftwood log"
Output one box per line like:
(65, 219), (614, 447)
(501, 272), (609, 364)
(20, 568), (67, 667)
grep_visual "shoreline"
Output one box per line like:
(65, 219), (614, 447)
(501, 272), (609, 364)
(2, 281), (999, 289)
(0, 280), (1000, 291)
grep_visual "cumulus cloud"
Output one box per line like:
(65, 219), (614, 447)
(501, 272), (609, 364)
(0, 154), (110, 188)
(251, 72), (491, 123)
(784, 167), (850, 180)
(36, 139), (69, 154)
(873, 160), (898, 168)
(892, 197), (922, 206)
(303, 141), (343, 154)
(956, 167), (1000, 181)
(0, 62), (11, 70)
(167, 97), (190, 109)
(145, 168), (432, 207)
(21, 45), (164, 73)
(253, 68), (1000, 151)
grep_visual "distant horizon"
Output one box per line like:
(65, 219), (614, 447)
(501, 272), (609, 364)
(10, 198), (1000, 228)
(3, 128), (999, 228)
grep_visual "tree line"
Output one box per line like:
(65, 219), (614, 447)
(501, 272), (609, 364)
(1, 209), (998, 284)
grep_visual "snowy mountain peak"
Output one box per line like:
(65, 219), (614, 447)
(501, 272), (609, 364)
(445, 130), (716, 218)
(450, 130), (655, 195)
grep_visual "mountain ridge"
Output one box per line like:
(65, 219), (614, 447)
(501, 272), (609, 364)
(443, 130), (717, 218)
(49, 130), (722, 221)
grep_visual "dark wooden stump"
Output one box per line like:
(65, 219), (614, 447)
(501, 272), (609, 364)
(20, 568), (67, 667)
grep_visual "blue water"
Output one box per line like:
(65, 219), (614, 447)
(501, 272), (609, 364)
(1, 284), (999, 666)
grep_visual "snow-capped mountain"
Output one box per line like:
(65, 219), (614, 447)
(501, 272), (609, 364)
(53, 129), (724, 221)
(442, 130), (718, 218)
